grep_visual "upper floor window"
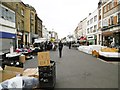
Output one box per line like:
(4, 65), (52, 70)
(21, 20), (24, 30)
(94, 25), (97, 32)
(118, 13), (120, 24)
(99, 9), (101, 16)
(31, 13), (34, 20)
(21, 9), (24, 16)
(16, 4), (18, 10)
(111, 16), (114, 25)
(103, 6), (107, 13)
(0, 5), (15, 23)
(87, 21), (89, 25)
(111, 0), (114, 8)
(94, 15), (97, 22)
(90, 27), (93, 33)
(90, 18), (93, 24)
(87, 28), (89, 34)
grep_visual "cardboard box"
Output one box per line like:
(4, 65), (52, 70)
(19, 55), (26, 63)
(5, 65), (24, 75)
(23, 68), (39, 78)
(38, 51), (50, 66)
(0, 66), (24, 83)
(0, 70), (20, 83)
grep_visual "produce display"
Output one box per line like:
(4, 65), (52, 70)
(101, 48), (119, 52)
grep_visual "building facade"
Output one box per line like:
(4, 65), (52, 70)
(2, 2), (42, 47)
(2, 2), (30, 48)
(25, 4), (37, 44)
(101, 0), (120, 47)
(98, 0), (103, 45)
(0, 2), (16, 52)
(77, 18), (87, 43)
(74, 26), (79, 40)
(42, 25), (49, 40)
(86, 9), (98, 45)
(35, 14), (42, 38)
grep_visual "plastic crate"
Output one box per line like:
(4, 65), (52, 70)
(38, 60), (56, 89)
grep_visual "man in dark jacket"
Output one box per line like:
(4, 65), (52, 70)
(69, 41), (71, 49)
(58, 40), (63, 58)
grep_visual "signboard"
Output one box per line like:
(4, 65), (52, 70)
(38, 51), (50, 66)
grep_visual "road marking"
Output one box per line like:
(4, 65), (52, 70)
(97, 58), (119, 65)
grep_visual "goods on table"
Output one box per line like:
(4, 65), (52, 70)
(101, 48), (118, 52)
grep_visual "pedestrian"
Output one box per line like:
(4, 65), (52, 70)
(58, 40), (63, 58)
(44, 41), (48, 51)
(69, 41), (71, 49)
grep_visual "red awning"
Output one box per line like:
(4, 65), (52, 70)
(80, 36), (87, 40)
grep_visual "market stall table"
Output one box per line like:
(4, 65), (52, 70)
(99, 51), (120, 61)
(4, 52), (23, 68)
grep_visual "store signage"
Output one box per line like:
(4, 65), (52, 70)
(87, 35), (94, 40)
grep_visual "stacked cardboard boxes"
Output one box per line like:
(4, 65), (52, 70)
(0, 66), (24, 83)
(37, 51), (56, 89)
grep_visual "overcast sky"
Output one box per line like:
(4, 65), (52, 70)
(22, 0), (99, 39)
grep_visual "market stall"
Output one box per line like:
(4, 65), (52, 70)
(99, 48), (120, 61)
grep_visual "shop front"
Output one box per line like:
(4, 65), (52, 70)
(87, 35), (97, 45)
(78, 36), (86, 45)
(102, 25), (120, 47)
(114, 32), (120, 48)
(0, 31), (16, 53)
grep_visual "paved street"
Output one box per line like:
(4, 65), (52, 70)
(24, 46), (118, 88)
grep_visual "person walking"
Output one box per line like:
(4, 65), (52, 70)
(58, 40), (63, 58)
(69, 41), (71, 49)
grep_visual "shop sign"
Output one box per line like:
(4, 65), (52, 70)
(87, 35), (94, 40)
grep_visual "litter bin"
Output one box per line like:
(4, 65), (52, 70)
(38, 61), (56, 89)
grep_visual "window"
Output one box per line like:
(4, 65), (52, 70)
(109, 2), (112, 9)
(107, 4), (110, 11)
(111, 0), (114, 8)
(111, 16), (114, 25)
(87, 28), (89, 34)
(104, 6), (107, 13)
(118, 13), (120, 24)
(21, 9), (24, 16)
(90, 27), (93, 33)
(98, 21), (101, 29)
(94, 15), (97, 22)
(94, 25), (97, 32)
(17, 22), (20, 30)
(16, 4), (18, 10)
(90, 18), (93, 24)
(87, 21), (89, 25)
(99, 9), (101, 16)
(31, 13), (34, 20)
(1, 6), (15, 23)
(21, 20), (24, 30)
